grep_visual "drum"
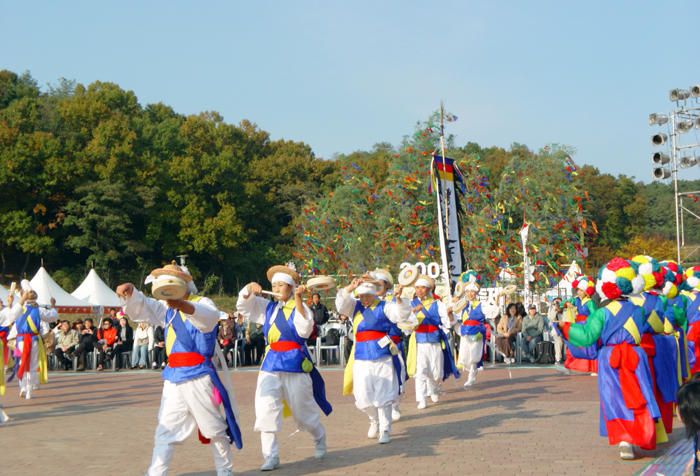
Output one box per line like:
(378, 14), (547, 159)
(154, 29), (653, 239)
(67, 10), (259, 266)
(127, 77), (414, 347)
(398, 321), (419, 331)
(152, 278), (187, 301)
(306, 276), (337, 292)
(452, 297), (468, 313)
(503, 285), (517, 295)
(454, 280), (466, 298)
(398, 264), (419, 286)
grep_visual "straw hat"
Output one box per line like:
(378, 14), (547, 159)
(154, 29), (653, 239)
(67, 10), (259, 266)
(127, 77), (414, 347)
(373, 269), (394, 286)
(151, 261), (193, 283)
(414, 274), (435, 290)
(266, 265), (301, 284)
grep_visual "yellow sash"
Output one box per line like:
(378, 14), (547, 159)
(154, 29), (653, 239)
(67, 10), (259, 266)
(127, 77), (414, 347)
(406, 299), (435, 378)
(0, 339), (4, 396)
(25, 307), (48, 384)
(259, 300), (296, 418)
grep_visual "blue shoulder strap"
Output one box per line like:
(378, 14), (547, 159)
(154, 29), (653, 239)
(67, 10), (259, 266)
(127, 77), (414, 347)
(271, 305), (297, 341)
(169, 308), (198, 353)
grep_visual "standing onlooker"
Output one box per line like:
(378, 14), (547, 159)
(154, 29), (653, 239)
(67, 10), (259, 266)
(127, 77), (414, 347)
(95, 318), (118, 371)
(495, 303), (522, 363)
(339, 314), (354, 363)
(522, 304), (544, 363)
(75, 317), (97, 371)
(244, 321), (265, 366)
(310, 293), (330, 327)
(152, 325), (166, 369)
(112, 313), (133, 371)
(218, 316), (236, 366)
(547, 298), (566, 364)
(131, 322), (154, 369)
(54, 320), (79, 370)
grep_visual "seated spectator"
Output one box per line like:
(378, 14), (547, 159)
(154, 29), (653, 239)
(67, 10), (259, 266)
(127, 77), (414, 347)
(152, 325), (167, 369)
(74, 317), (97, 371)
(522, 304), (544, 363)
(52, 319), (63, 338)
(54, 320), (79, 371)
(547, 298), (566, 364)
(131, 322), (154, 369)
(495, 303), (522, 363)
(310, 293), (330, 326)
(95, 318), (118, 371)
(244, 321), (265, 366)
(43, 322), (57, 355)
(218, 317), (236, 367)
(339, 314), (354, 364)
(112, 313), (133, 371)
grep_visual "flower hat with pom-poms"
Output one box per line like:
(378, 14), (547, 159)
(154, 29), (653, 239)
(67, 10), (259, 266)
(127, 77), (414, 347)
(459, 270), (482, 289)
(659, 260), (689, 298)
(571, 275), (595, 297)
(629, 255), (665, 292)
(596, 257), (646, 300)
(683, 266), (700, 292)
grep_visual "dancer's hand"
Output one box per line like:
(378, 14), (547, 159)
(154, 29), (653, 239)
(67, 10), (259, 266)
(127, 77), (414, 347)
(412, 304), (423, 313)
(246, 282), (262, 298)
(116, 283), (134, 300)
(345, 278), (362, 293)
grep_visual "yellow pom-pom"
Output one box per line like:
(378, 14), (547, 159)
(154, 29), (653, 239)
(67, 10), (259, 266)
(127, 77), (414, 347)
(642, 274), (656, 291)
(615, 267), (636, 281)
(631, 255), (648, 264)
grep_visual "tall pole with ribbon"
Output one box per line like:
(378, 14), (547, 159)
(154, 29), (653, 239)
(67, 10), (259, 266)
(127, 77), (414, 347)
(520, 223), (530, 303)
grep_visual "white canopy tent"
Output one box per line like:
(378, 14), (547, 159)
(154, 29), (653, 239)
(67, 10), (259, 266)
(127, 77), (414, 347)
(72, 269), (122, 312)
(30, 267), (98, 314)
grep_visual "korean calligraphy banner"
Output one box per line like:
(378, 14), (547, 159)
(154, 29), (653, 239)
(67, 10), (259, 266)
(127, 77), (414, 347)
(430, 156), (466, 290)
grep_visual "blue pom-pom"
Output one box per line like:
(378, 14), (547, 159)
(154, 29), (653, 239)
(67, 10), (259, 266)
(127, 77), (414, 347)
(627, 260), (640, 273)
(616, 277), (633, 295)
(650, 258), (660, 273)
(598, 266), (606, 280)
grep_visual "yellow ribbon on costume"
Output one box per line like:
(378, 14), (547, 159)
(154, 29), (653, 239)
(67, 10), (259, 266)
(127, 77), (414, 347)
(0, 340), (5, 396)
(165, 295), (204, 355)
(259, 300), (296, 418)
(342, 299), (380, 396)
(25, 311), (48, 385)
(406, 332), (418, 377)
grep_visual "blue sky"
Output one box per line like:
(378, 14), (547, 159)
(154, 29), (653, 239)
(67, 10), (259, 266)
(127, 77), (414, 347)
(2, 1), (700, 182)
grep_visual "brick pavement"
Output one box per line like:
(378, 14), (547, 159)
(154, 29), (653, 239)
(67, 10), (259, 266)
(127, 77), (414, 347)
(0, 365), (684, 476)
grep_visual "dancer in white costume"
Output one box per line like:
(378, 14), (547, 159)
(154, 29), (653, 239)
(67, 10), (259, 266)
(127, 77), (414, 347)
(1, 281), (57, 400)
(453, 271), (501, 387)
(237, 264), (331, 471)
(337, 275), (410, 443)
(372, 269), (415, 421)
(117, 262), (241, 476)
(405, 275), (460, 409)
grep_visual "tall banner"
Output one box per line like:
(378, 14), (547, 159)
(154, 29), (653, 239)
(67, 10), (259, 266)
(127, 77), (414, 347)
(519, 223), (530, 299)
(430, 156), (466, 290)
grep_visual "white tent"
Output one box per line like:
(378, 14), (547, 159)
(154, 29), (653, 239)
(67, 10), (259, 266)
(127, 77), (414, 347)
(0, 284), (8, 303)
(30, 267), (98, 314)
(72, 269), (122, 312)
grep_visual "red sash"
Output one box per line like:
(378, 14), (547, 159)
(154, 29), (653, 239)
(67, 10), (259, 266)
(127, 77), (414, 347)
(0, 330), (7, 362)
(270, 341), (302, 352)
(17, 333), (36, 380)
(415, 324), (438, 333)
(390, 335), (401, 344)
(609, 342), (646, 410)
(355, 330), (386, 342)
(167, 352), (206, 367)
(462, 320), (480, 326)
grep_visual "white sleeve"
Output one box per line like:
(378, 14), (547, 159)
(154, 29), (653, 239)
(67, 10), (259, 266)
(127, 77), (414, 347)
(384, 299), (411, 323)
(293, 303), (315, 339)
(148, 326), (154, 350)
(236, 286), (270, 326)
(40, 308), (59, 323)
(437, 301), (457, 329)
(181, 296), (220, 334)
(482, 302), (500, 321)
(123, 290), (168, 327)
(8, 324), (17, 339)
(335, 288), (357, 318)
(2, 304), (25, 326)
(0, 307), (14, 327)
(40, 320), (50, 335)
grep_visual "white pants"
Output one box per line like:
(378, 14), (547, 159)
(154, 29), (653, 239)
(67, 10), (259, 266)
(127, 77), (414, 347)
(553, 334), (565, 361)
(393, 350), (406, 410)
(255, 371), (325, 459)
(148, 376), (232, 476)
(353, 356), (398, 433)
(18, 339), (39, 395)
(414, 342), (443, 403)
(458, 336), (483, 383)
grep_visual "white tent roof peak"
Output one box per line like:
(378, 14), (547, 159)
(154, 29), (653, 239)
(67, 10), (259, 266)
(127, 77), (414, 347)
(72, 269), (122, 309)
(29, 267), (97, 312)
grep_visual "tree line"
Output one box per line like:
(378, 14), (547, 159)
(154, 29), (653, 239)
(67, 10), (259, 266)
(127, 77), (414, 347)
(0, 70), (691, 293)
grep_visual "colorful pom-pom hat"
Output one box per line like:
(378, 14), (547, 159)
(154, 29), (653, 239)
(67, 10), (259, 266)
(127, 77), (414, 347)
(660, 260), (688, 298)
(571, 275), (595, 297)
(684, 265), (700, 291)
(629, 255), (665, 292)
(596, 257), (645, 300)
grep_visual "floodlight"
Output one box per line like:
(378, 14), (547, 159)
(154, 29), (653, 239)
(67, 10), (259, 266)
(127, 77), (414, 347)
(678, 120), (694, 134)
(649, 113), (669, 125)
(695, 118), (700, 130)
(691, 85), (700, 98)
(653, 167), (671, 180)
(652, 132), (668, 146)
(670, 89), (691, 101)
(652, 152), (670, 164)
(680, 156), (698, 168)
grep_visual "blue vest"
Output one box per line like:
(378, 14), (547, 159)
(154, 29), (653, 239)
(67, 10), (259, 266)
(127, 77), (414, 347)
(411, 298), (441, 343)
(162, 297), (217, 384)
(16, 306), (41, 343)
(261, 301), (308, 373)
(460, 301), (486, 336)
(353, 298), (393, 361)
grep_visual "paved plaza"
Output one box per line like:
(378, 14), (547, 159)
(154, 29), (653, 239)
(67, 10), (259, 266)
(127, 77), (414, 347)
(0, 365), (685, 476)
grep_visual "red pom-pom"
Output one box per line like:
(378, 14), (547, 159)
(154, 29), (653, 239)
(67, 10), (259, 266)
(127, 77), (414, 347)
(653, 271), (664, 287)
(571, 279), (580, 289)
(586, 286), (595, 297)
(601, 281), (622, 299)
(667, 262), (679, 273)
(607, 257), (629, 272)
